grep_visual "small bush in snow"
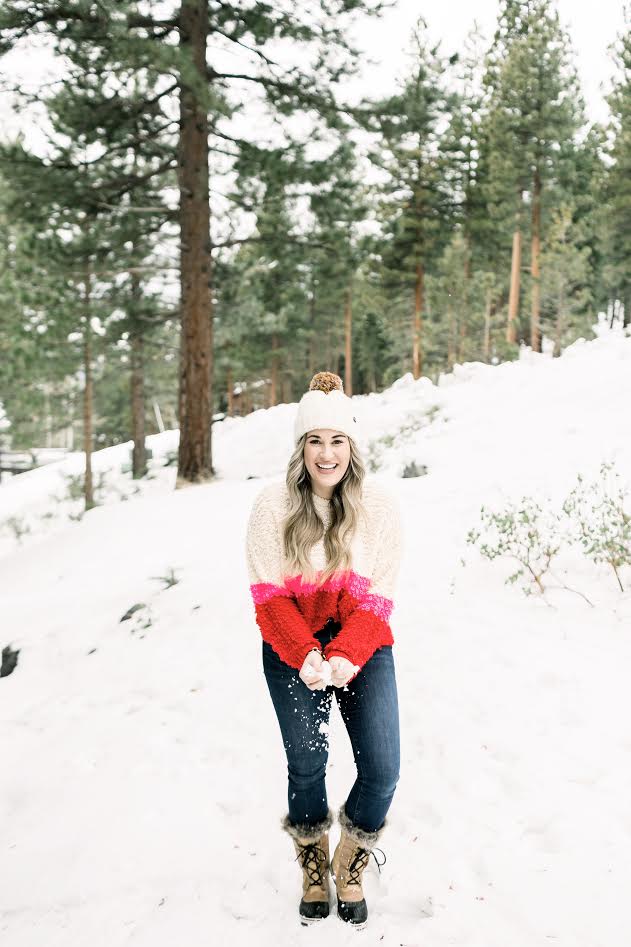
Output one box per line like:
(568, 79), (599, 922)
(466, 497), (562, 595)
(127, 604), (153, 635)
(2, 515), (31, 544)
(401, 460), (428, 478)
(59, 470), (109, 507)
(151, 567), (180, 589)
(562, 463), (631, 592)
(366, 408), (437, 472)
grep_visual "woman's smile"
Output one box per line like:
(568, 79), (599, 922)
(304, 429), (351, 497)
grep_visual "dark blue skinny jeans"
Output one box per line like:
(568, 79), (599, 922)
(262, 619), (400, 834)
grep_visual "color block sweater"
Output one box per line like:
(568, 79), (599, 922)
(245, 479), (402, 672)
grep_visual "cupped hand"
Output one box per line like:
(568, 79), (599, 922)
(328, 655), (358, 688)
(299, 649), (327, 690)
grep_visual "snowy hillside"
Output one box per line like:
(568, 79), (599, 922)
(2, 323), (631, 947)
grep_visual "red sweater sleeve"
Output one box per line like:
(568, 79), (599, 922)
(246, 489), (321, 669)
(324, 491), (402, 673)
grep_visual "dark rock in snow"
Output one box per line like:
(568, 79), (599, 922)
(401, 461), (428, 478)
(1, 644), (20, 677)
(120, 603), (147, 622)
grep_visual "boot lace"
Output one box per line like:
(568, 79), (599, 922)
(347, 846), (387, 886)
(294, 842), (327, 888)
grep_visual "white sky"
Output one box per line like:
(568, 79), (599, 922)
(351, 0), (626, 123)
(0, 0), (626, 146)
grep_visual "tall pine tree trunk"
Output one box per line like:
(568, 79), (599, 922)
(507, 227), (521, 344)
(507, 191), (522, 344)
(130, 337), (146, 479)
(530, 167), (542, 352)
(177, 0), (213, 484)
(413, 261), (424, 379)
(130, 270), (147, 479)
(344, 284), (352, 395)
(83, 269), (94, 512)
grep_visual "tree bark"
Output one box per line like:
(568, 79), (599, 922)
(413, 261), (424, 379)
(507, 227), (521, 344)
(530, 167), (542, 352)
(344, 283), (352, 395)
(83, 269), (94, 512)
(130, 270), (147, 478)
(177, 0), (213, 484)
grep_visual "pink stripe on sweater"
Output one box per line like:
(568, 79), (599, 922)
(251, 570), (393, 622)
(353, 592), (394, 622)
(250, 581), (294, 605)
(284, 569), (371, 599)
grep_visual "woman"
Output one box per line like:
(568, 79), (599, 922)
(245, 371), (403, 928)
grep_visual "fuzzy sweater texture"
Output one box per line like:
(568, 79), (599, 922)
(245, 478), (402, 672)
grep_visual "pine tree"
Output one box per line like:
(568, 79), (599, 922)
(539, 204), (592, 354)
(0, 41), (174, 496)
(365, 19), (458, 379)
(604, 14), (631, 325)
(0, 0), (384, 482)
(482, 0), (583, 350)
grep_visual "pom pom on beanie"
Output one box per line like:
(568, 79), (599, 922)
(309, 371), (344, 395)
(294, 371), (359, 444)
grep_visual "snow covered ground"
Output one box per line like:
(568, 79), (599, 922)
(2, 322), (631, 947)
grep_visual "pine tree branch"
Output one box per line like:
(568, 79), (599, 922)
(209, 27), (280, 69)
(94, 202), (176, 217)
(95, 157), (177, 203)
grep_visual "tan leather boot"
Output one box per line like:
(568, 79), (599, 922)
(330, 805), (386, 927)
(281, 810), (333, 923)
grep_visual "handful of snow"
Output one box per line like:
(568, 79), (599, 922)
(304, 660), (332, 686)
(320, 660), (332, 686)
(303, 660), (361, 687)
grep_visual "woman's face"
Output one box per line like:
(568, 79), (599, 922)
(303, 429), (351, 499)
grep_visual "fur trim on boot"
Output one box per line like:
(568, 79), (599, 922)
(280, 809), (333, 843)
(337, 804), (386, 846)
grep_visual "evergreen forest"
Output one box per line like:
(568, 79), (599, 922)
(0, 1), (629, 493)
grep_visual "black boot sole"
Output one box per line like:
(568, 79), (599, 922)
(336, 896), (368, 928)
(299, 899), (329, 924)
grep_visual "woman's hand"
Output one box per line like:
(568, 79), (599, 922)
(299, 649), (328, 691)
(328, 656), (358, 688)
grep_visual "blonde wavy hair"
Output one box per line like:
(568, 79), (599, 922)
(282, 432), (366, 585)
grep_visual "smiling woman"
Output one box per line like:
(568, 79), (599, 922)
(245, 370), (403, 930)
(303, 429), (351, 499)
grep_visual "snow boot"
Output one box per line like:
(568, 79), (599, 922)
(330, 805), (387, 928)
(281, 809), (333, 924)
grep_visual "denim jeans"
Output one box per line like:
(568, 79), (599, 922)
(262, 618), (400, 833)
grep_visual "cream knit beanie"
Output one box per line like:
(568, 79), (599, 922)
(293, 371), (360, 444)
